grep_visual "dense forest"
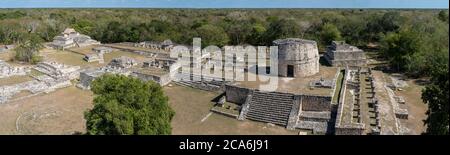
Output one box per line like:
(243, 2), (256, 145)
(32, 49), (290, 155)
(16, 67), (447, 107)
(0, 9), (448, 77)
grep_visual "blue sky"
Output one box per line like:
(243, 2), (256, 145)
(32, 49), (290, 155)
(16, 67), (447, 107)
(0, 0), (448, 8)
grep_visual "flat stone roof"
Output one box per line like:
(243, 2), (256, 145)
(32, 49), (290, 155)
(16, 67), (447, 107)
(273, 38), (317, 45)
(131, 67), (169, 76)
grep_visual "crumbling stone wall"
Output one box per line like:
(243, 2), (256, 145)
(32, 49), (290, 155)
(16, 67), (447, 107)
(0, 60), (31, 78)
(335, 125), (365, 135)
(225, 84), (252, 104)
(131, 71), (171, 86)
(324, 41), (367, 67)
(300, 95), (332, 111)
(1, 75), (72, 103)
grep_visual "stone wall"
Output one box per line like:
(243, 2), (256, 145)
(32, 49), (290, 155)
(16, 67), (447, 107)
(131, 71), (171, 86)
(335, 124), (365, 135)
(0, 61), (30, 78)
(225, 84), (252, 104)
(1, 75), (72, 103)
(300, 95), (332, 112)
(324, 41), (367, 67)
(34, 61), (80, 80)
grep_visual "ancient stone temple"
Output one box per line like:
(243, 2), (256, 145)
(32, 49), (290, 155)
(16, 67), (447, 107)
(34, 61), (81, 80)
(324, 41), (367, 67)
(50, 28), (100, 50)
(273, 38), (320, 77)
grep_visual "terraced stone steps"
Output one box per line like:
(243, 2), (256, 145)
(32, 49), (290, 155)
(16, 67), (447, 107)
(245, 91), (294, 126)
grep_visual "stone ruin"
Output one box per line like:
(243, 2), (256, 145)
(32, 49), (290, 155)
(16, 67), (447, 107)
(324, 41), (367, 67)
(78, 56), (137, 89)
(0, 60), (30, 78)
(77, 66), (131, 90)
(83, 47), (114, 64)
(92, 47), (113, 54)
(226, 84), (333, 134)
(134, 39), (174, 51)
(335, 67), (381, 135)
(108, 56), (138, 68)
(143, 57), (178, 71)
(273, 38), (320, 77)
(309, 77), (333, 88)
(1, 61), (81, 103)
(49, 28), (100, 50)
(0, 74), (72, 104)
(385, 83), (409, 120)
(78, 55), (178, 89)
(34, 61), (81, 80)
(84, 53), (104, 63)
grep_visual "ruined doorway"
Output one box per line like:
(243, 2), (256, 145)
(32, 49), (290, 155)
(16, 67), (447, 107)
(287, 65), (294, 77)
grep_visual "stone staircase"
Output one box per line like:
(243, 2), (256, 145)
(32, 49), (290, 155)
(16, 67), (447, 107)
(245, 91), (294, 126)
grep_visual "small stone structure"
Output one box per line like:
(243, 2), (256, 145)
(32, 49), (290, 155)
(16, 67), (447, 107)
(83, 47), (112, 63)
(324, 41), (367, 67)
(78, 56), (177, 89)
(309, 77), (333, 88)
(34, 61), (81, 80)
(77, 66), (131, 90)
(0, 75), (72, 104)
(92, 47), (113, 54)
(108, 56), (138, 68)
(273, 38), (320, 77)
(84, 53), (104, 63)
(49, 28), (100, 50)
(134, 39), (174, 51)
(0, 60), (30, 78)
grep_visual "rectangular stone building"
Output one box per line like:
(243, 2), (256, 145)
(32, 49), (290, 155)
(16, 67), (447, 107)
(324, 41), (367, 67)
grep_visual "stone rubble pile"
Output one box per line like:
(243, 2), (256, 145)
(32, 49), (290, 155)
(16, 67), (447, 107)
(0, 60), (30, 78)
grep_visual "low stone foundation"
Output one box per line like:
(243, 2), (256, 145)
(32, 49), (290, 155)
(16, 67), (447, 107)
(0, 61), (30, 78)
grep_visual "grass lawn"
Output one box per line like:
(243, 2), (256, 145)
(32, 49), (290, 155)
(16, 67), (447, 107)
(0, 75), (33, 86)
(0, 86), (93, 135)
(164, 84), (299, 135)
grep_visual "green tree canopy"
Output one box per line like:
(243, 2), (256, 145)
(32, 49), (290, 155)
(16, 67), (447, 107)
(196, 24), (229, 47)
(320, 23), (342, 45)
(85, 74), (175, 135)
(263, 19), (301, 45)
(14, 33), (43, 64)
(422, 64), (449, 135)
(380, 28), (422, 72)
(438, 10), (449, 23)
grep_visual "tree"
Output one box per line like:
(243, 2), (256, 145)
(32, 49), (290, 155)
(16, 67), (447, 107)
(320, 23), (342, 45)
(247, 23), (267, 45)
(14, 33), (43, 64)
(438, 10), (449, 23)
(196, 24), (229, 47)
(380, 28), (422, 72)
(85, 74), (175, 135)
(422, 64), (449, 135)
(379, 11), (404, 32)
(263, 19), (301, 45)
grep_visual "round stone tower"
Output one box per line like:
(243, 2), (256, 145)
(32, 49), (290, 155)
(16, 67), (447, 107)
(273, 38), (320, 77)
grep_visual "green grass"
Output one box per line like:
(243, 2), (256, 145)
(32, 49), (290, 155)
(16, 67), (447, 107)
(332, 69), (345, 104)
